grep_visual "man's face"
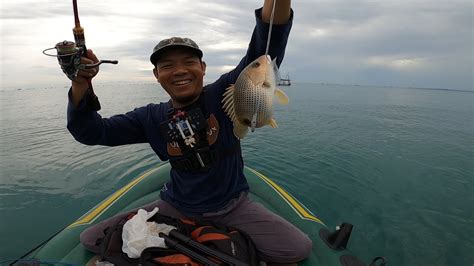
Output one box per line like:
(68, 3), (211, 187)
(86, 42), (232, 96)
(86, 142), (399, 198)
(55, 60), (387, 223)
(153, 48), (206, 107)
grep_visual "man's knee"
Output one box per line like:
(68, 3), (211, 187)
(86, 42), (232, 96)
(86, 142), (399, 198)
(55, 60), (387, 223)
(291, 233), (312, 262)
(283, 233), (312, 263)
(258, 229), (313, 263)
(79, 226), (101, 254)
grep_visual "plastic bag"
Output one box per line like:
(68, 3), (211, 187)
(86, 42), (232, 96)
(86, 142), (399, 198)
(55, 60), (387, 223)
(122, 207), (177, 258)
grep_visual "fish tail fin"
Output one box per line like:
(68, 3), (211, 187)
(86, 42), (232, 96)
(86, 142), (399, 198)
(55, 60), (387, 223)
(269, 118), (278, 128)
(222, 85), (237, 122)
(223, 85), (248, 138)
(275, 88), (289, 105)
(234, 121), (249, 139)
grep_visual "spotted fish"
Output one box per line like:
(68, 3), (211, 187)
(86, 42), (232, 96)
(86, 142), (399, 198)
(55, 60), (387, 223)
(222, 55), (289, 139)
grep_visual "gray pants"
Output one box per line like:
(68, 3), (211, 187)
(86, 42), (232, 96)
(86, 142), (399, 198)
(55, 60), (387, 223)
(80, 193), (312, 263)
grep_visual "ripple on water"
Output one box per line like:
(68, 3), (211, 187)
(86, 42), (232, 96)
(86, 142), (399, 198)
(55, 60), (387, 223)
(1, 84), (473, 264)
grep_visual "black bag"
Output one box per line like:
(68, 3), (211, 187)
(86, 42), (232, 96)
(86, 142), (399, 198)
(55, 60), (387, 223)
(97, 211), (259, 266)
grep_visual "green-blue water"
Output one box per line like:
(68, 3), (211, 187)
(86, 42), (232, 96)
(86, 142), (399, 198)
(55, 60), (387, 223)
(0, 83), (472, 265)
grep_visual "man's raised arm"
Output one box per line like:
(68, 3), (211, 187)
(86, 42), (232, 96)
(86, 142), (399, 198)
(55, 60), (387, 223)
(262, 0), (291, 24)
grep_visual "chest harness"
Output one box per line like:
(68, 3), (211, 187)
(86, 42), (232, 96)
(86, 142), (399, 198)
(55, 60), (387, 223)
(160, 91), (240, 172)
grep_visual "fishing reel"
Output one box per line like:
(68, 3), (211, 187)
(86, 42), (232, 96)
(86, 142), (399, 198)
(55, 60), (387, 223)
(43, 40), (118, 81)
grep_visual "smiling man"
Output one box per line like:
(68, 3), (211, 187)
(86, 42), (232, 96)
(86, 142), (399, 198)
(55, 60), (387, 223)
(152, 40), (206, 108)
(67, 0), (311, 264)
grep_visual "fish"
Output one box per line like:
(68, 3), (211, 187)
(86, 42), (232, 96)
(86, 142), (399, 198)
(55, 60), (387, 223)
(222, 55), (289, 139)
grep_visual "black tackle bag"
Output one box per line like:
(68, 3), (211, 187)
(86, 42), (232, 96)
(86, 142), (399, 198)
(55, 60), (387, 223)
(96, 211), (259, 266)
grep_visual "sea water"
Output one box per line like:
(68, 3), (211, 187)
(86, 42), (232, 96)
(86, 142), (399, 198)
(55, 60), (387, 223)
(0, 83), (472, 265)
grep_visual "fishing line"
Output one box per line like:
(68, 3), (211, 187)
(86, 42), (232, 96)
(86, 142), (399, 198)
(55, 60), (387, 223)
(264, 0), (277, 57)
(250, 0), (277, 132)
(11, 224), (70, 265)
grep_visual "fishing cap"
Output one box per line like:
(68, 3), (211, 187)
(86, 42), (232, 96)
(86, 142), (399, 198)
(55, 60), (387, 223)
(150, 37), (203, 65)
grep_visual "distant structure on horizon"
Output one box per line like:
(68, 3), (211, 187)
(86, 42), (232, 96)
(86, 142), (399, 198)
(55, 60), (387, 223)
(278, 72), (291, 86)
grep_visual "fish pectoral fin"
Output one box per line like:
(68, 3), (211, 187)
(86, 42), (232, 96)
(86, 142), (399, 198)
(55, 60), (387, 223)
(233, 121), (249, 139)
(275, 88), (289, 105)
(272, 57), (281, 84)
(269, 119), (278, 128)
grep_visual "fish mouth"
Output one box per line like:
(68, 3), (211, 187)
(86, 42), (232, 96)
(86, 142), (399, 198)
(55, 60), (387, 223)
(172, 79), (192, 86)
(242, 118), (251, 126)
(262, 81), (271, 88)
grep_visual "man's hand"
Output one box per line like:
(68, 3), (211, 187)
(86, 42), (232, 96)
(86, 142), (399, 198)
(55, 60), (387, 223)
(262, 0), (291, 24)
(71, 49), (99, 107)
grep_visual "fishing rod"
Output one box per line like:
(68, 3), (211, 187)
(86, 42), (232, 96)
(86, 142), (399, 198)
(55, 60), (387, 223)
(43, 0), (118, 110)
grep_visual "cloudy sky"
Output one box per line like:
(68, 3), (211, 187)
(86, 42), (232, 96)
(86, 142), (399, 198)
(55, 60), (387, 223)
(0, 0), (472, 91)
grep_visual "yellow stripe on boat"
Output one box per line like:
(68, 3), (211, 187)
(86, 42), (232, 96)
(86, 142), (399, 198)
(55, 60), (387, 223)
(247, 167), (325, 226)
(69, 165), (324, 227)
(28, 164), (356, 266)
(68, 166), (162, 227)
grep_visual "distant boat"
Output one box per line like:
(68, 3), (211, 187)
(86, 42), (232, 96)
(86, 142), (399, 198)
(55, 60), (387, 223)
(278, 72), (291, 86)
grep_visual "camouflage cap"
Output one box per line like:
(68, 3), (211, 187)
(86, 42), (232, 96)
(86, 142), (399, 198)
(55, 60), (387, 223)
(150, 37), (203, 65)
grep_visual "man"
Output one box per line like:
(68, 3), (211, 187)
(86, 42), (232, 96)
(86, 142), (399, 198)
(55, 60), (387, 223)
(67, 0), (311, 264)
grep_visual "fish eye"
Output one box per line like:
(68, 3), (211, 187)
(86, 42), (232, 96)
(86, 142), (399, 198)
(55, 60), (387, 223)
(253, 62), (261, 68)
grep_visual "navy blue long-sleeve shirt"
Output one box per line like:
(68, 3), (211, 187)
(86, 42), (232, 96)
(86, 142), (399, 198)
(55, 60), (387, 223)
(67, 8), (293, 215)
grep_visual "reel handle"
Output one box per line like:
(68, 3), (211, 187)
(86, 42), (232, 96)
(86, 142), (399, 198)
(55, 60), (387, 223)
(81, 60), (119, 69)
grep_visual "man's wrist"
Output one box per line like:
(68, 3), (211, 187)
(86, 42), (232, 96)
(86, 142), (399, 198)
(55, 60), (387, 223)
(71, 82), (89, 107)
(68, 86), (101, 111)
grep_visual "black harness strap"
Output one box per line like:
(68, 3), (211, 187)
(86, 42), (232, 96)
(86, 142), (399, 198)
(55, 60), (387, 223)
(164, 90), (241, 172)
(170, 142), (241, 171)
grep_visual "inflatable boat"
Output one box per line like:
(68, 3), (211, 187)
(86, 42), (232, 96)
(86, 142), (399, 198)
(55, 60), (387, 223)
(16, 163), (377, 265)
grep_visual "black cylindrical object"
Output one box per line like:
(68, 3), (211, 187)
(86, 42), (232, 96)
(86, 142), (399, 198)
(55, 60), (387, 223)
(159, 233), (219, 266)
(169, 229), (248, 266)
(319, 222), (354, 250)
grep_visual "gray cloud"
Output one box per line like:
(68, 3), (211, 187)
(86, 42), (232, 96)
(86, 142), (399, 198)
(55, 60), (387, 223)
(287, 1), (473, 90)
(0, 0), (472, 90)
